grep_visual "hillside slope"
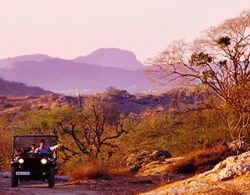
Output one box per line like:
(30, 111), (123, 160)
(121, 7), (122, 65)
(0, 78), (50, 96)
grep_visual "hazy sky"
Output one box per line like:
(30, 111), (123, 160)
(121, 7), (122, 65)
(0, 0), (249, 61)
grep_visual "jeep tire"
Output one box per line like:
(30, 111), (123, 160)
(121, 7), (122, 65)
(48, 167), (55, 188)
(11, 167), (18, 187)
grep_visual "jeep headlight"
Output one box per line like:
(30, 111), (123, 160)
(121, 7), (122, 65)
(18, 158), (24, 164)
(41, 158), (47, 164)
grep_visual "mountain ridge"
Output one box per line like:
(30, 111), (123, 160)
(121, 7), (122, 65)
(73, 48), (144, 70)
(0, 58), (150, 93)
(0, 48), (152, 93)
(0, 54), (51, 68)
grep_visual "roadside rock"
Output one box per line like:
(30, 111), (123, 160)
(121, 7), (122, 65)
(126, 150), (172, 172)
(216, 162), (250, 181)
(213, 151), (250, 181)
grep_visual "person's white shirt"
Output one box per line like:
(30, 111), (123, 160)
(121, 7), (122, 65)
(34, 144), (61, 153)
(49, 144), (61, 151)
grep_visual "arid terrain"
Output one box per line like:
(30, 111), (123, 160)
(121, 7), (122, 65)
(1, 151), (250, 194)
(0, 2), (250, 195)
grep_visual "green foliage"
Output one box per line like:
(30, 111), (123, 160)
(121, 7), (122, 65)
(217, 36), (231, 47)
(189, 52), (213, 67)
(16, 106), (76, 135)
(118, 105), (237, 157)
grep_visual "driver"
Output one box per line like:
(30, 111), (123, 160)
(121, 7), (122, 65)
(28, 143), (37, 155)
(35, 138), (61, 155)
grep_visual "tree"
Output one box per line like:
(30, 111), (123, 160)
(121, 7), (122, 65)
(55, 103), (128, 159)
(147, 11), (250, 141)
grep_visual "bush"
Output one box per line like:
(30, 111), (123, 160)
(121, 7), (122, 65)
(71, 164), (111, 180)
(70, 161), (132, 181)
(165, 143), (233, 174)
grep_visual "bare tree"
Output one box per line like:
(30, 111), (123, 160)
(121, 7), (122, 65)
(147, 11), (250, 141)
(56, 105), (128, 158)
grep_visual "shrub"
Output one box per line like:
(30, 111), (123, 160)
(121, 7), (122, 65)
(165, 143), (233, 174)
(70, 162), (132, 181)
(71, 164), (111, 180)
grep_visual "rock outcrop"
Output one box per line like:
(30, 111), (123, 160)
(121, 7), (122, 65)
(210, 151), (250, 181)
(142, 151), (250, 194)
(126, 150), (172, 172)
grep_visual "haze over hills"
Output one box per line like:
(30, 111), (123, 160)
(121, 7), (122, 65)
(0, 54), (51, 68)
(0, 48), (153, 94)
(0, 58), (149, 94)
(73, 48), (144, 71)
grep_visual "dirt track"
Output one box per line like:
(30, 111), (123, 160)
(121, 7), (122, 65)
(0, 177), (100, 195)
(0, 173), (157, 195)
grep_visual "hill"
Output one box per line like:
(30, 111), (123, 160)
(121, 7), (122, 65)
(0, 78), (50, 96)
(0, 54), (51, 68)
(0, 58), (149, 93)
(73, 48), (144, 70)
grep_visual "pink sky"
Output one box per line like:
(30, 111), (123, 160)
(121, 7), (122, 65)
(0, 0), (249, 61)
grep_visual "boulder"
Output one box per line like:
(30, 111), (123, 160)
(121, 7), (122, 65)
(126, 150), (172, 172)
(216, 162), (250, 181)
(210, 151), (250, 181)
(149, 149), (172, 161)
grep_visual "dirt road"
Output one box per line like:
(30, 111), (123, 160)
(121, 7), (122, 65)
(0, 173), (156, 194)
(0, 177), (100, 195)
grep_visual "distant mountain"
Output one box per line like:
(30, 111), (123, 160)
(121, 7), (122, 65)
(0, 78), (50, 96)
(73, 48), (144, 70)
(0, 54), (51, 68)
(0, 58), (149, 93)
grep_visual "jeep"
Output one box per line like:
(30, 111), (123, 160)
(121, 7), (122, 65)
(11, 135), (58, 188)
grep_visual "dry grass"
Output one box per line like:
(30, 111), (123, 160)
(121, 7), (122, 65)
(70, 163), (133, 181)
(0, 134), (12, 171)
(70, 164), (111, 180)
(165, 143), (233, 174)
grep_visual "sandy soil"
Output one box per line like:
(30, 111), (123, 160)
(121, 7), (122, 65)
(0, 174), (159, 195)
(0, 177), (100, 195)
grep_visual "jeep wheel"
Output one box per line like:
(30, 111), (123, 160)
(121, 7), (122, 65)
(48, 167), (55, 188)
(11, 167), (18, 187)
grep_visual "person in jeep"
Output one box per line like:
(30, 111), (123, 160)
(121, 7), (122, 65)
(28, 144), (36, 155)
(35, 138), (61, 155)
(14, 148), (23, 156)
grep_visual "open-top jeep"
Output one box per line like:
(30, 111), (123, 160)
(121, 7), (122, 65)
(11, 135), (58, 188)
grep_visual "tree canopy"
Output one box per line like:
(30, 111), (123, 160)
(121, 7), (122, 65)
(147, 11), (250, 113)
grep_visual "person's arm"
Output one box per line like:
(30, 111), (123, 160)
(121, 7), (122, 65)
(34, 148), (39, 153)
(50, 144), (61, 151)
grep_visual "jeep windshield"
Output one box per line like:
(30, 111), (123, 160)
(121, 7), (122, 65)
(13, 135), (57, 155)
